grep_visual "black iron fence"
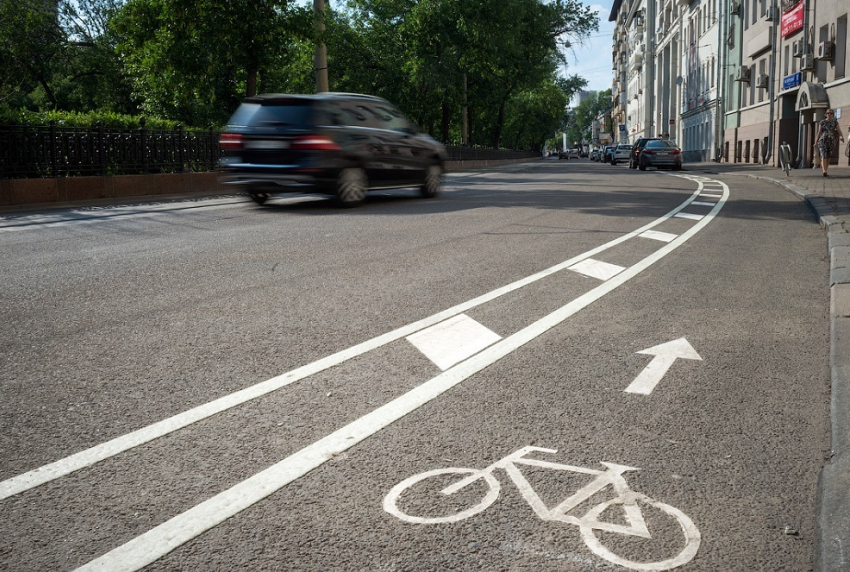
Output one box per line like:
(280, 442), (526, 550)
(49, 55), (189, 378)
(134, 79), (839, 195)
(0, 120), (220, 178)
(0, 121), (539, 179)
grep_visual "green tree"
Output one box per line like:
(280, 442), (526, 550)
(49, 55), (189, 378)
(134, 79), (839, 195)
(111, 0), (310, 126)
(0, 0), (64, 106)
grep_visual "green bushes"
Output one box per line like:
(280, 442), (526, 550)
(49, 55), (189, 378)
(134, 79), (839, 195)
(0, 108), (193, 130)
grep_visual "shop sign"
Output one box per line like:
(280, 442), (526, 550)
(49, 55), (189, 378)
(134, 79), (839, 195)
(781, 2), (804, 37)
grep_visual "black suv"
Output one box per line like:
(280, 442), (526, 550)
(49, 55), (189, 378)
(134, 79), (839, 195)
(219, 93), (448, 206)
(628, 137), (661, 170)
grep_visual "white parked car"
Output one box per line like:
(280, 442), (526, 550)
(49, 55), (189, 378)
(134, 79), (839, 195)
(611, 144), (633, 165)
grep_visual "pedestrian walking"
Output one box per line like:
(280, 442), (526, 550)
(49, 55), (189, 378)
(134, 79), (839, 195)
(815, 109), (844, 176)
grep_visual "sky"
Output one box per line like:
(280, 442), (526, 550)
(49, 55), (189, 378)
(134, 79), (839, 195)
(295, 0), (617, 104)
(567, 1), (617, 102)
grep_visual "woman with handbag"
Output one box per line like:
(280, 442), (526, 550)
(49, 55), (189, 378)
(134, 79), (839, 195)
(815, 109), (844, 176)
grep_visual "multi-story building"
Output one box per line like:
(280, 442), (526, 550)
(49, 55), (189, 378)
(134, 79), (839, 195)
(609, 0), (849, 167)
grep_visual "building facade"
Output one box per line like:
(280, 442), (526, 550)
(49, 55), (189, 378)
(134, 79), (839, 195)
(609, 0), (850, 166)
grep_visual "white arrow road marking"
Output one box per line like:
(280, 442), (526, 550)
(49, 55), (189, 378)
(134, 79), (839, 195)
(624, 338), (703, 395)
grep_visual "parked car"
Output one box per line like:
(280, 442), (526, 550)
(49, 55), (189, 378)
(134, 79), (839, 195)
(218, 92), (447, 206)
(568, 148), (580, 159)
(611, 144), (633, 165)
(558, 149), (568, 159)
(603, 146), (615, 164)
(590, 148), (600, 161)
(628, 137), (661, 169)
(637, 140), (683, 170)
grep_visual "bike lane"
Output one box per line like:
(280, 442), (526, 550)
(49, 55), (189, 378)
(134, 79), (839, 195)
(1, 170), (828, 571)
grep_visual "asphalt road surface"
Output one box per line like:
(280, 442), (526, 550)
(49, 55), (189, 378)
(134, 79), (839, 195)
(0, 159), (831, 571)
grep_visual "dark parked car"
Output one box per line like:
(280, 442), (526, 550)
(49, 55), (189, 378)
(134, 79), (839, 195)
(218, 93), (448, 206)
(602, 146), (615, 164)
(637, 140), (683, 170)
(628, 137), (661, 169)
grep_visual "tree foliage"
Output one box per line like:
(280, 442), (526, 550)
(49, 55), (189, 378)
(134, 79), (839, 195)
(2, 0), (600, 147)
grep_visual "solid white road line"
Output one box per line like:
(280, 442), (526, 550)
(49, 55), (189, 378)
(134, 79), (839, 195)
(76, 177), (729, 572)
(0, 181), (709, 502)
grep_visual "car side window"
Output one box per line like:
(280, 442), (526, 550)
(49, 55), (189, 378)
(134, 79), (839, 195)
(377, 104), (416, 133)
(338, 102), (368, 127)
(356, 104), (391, 130)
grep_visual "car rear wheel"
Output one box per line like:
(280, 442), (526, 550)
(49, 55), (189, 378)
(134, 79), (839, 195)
(336, 167), (367, 206)
(638, 159), (647, 171)
(249, 193), (270, 205)
(420, 164), (442, 198)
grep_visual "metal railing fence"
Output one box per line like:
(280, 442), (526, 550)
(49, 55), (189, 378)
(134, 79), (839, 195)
(1, 121), (539, 179)
(0, 120), (220, 178)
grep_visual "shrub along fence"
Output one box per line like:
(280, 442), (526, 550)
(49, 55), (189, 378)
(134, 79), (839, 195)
(1, 121), (539, 179)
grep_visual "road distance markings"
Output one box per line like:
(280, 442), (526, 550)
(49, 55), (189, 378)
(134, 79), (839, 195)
(568, 259), (626, 281)
(406, 314), (502, 371)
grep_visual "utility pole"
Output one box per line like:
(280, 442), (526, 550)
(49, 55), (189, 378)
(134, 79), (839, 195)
(314, 0), (329, 93)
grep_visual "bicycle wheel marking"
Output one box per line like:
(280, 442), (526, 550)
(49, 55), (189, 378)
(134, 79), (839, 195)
(385, 447), (701, 571)
(20, 176), (722, 572)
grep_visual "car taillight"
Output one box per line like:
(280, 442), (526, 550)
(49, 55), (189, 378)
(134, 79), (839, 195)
(219, 133), (243, 151)
(669, 149), (681, 155)
(291, 135), (341, 151)
(643, 149), (655, 155)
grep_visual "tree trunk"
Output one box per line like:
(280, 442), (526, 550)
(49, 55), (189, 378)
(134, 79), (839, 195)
(441, 102), (450, 143)
(246, 67), (258, 97)
(493, 100), (506, 149)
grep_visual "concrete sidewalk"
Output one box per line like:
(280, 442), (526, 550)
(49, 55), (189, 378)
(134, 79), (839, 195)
(685, 160), (849, 572)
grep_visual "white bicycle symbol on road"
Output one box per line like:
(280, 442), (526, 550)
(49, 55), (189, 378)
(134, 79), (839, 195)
(384, 447), (700, 571)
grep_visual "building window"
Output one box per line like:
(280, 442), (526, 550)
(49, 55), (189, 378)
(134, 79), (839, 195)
(784, 45), (790, 76)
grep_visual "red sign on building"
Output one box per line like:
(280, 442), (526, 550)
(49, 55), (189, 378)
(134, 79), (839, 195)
(781, 1), (804, 37)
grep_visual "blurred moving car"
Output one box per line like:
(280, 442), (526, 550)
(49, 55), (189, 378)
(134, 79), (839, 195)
(558, 150), (568, 159)
(603, 146), (615, 164)
(637, 140), (683, 170)
(568, 148), (580, 159)
(590, 149), (600, 161)
(628, 137), (661, 169)
(218, 93), (447, 206)
(611, 144), (633, 165)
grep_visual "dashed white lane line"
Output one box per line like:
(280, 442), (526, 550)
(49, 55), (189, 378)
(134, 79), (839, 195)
(640, 230), (678, 243)
(674, 212), (704, 221)
(406, 314), (501, 371)
(75, 176), (730, 572)
(568, 259), (626, 281)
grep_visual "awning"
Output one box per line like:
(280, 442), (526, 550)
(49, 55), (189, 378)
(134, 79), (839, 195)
(795, 81), (829, 111)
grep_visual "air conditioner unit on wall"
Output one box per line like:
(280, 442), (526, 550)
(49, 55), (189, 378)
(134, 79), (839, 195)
(792, 40), (804, 57)
(765, 6), (776, 21)
(755, 74), (769, 88)
(801, 54), (815, 70)
(735, 67), (751, 82)
(817, 41), (835, 60)
(730, 1), (740, 15)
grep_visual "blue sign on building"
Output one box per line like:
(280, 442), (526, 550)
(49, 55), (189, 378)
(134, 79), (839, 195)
(783, 72), (802, 90)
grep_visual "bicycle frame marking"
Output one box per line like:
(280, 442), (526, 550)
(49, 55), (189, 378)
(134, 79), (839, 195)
(385, 447), (701, 571)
